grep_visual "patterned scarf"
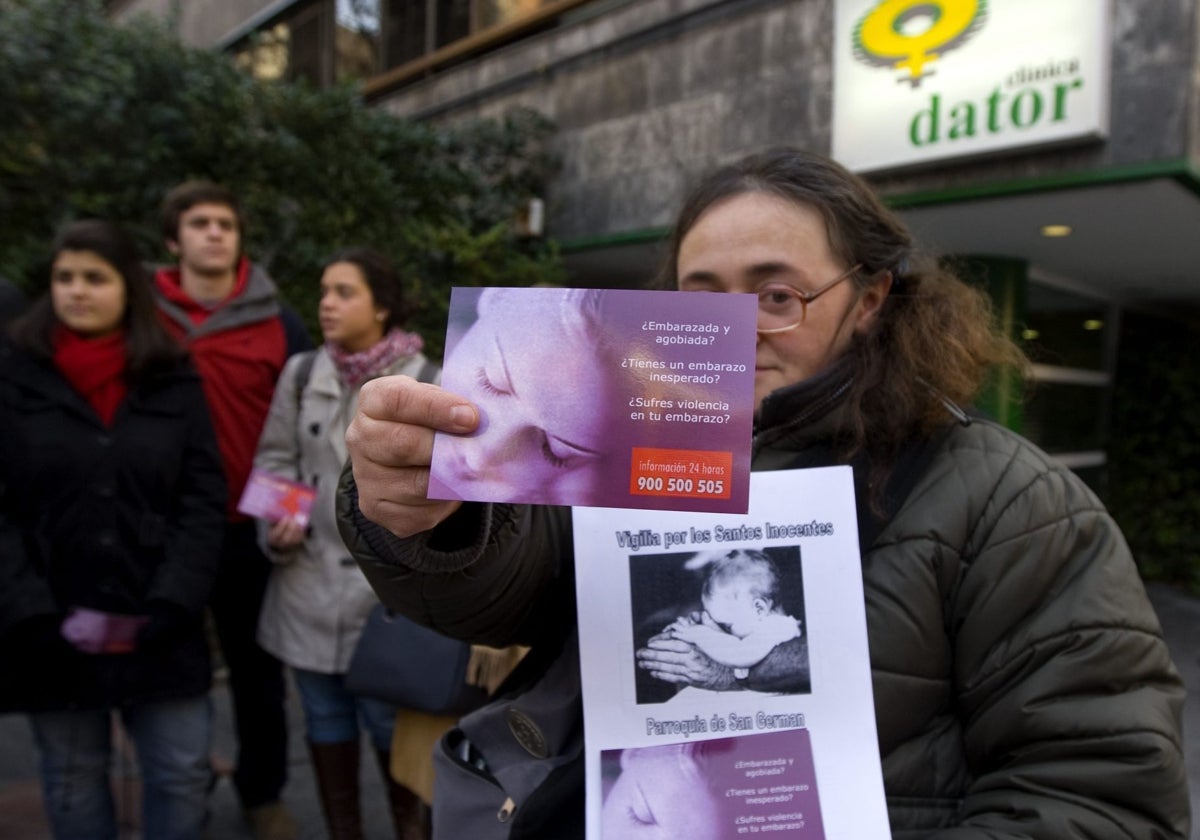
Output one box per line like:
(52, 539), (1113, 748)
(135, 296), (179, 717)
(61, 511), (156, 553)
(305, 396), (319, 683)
(325, 328), (424, 389)
(52, 325), (129, 427)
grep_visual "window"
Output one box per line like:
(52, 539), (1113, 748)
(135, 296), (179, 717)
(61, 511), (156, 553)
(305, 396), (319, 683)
(437, 1), (473, 48)
(234, 2), (329, 85)
(231, 0), (593, 90)
(381, 0), (554, 67)
(336, 0), (383, 82)
(1020, 283), (1109, 370)
(372, 0), (586, 89)
(1020, 280), (1116, 497)
(474, 0), (554, 30)
(290, 3), (325, 85)
(381, 0), (432, 67)
(1022, 380), (1109, 454)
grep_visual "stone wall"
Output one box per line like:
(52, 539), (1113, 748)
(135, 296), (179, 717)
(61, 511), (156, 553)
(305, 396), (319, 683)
(109, 0), (1200, 243)
(371, 0), (1198, 240)
(376, 0), (833, 240)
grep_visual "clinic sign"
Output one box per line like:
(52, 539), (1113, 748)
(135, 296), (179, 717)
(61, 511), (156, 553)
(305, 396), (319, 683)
(832, 0), (1111, 172)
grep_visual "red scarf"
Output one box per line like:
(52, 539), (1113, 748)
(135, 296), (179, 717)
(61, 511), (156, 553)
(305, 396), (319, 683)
(52, 326), (129, 427)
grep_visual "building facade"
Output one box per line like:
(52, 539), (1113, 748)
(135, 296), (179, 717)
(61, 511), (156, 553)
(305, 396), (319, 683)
(109, 0), (1200, 493)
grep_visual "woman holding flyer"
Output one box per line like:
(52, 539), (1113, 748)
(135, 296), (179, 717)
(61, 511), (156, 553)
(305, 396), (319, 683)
(0, 220), (225, 840)
(250, 247), (438, 840)
(336, 148), (1189, 838)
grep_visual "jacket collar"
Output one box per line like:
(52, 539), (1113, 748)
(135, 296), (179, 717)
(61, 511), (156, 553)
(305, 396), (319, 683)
(753, 357), (855, 460)
(153, 259), (281, 339)
(2, 341), (109, 427)
(2, 340), (194, 426)
(751, 358), (958, 552)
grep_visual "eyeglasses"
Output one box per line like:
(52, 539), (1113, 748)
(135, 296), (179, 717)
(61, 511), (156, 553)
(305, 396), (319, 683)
(756, 264), (862, 334)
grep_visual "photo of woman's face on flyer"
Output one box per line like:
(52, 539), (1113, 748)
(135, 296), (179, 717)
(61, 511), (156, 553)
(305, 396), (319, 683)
(599, 730), (825, 839)
(430, 287), (624, 505)
(427, 286), (758, 512)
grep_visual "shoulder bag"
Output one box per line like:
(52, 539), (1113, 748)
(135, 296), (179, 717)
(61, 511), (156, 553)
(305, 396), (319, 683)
(345, 605), (488, 714)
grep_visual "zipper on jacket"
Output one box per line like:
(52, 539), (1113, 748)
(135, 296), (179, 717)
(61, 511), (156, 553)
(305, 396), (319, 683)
(497, 797), (516, 822)
(451, 735), (516, 823)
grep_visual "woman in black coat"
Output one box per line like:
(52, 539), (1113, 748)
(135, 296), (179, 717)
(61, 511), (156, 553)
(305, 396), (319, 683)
(0, 220), (226, 840)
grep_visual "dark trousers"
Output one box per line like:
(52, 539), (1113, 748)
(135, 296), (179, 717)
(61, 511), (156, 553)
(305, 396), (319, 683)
(210, 520), (289, 809)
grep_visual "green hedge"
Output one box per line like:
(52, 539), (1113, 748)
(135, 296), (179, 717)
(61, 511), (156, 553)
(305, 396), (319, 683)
(1109, 310), (1200, 592)
(0, 0), (564, 356)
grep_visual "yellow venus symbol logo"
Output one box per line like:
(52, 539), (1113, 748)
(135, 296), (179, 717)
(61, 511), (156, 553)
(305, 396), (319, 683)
(853, 0), (987, 87)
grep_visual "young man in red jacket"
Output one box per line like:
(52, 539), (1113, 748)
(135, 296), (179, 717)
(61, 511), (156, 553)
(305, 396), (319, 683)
(152, 182), (311, 840)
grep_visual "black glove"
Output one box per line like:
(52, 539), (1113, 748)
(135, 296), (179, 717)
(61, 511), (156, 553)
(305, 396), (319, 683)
(136, 600), (194, 654)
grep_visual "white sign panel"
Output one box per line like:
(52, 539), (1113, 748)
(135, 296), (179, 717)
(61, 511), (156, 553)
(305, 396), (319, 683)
(573, 468), (889, 839)
(833, 0), (1111, 173)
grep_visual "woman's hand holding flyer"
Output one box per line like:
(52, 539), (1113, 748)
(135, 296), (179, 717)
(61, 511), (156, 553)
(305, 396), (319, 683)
(344, 377), (478, 537)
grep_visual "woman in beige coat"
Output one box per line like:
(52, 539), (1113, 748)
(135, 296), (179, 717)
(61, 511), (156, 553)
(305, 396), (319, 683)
(252, 247), (437, 840)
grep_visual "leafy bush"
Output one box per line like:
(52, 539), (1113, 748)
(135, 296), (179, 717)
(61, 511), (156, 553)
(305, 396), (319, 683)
(1109, 311), (1200, 592)
(0, 0), (563, 356)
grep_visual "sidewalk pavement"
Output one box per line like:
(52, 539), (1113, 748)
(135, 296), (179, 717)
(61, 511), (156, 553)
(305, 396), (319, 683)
(1145, 582), (1200, 836)
(1, 581), (1197, 839)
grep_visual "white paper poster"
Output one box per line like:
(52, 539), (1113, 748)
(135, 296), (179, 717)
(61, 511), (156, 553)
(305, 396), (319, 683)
(573, 468), (889, 839)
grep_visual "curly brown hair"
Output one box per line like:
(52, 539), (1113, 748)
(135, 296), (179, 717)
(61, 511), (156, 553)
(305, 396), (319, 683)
(656, 147), (1027, 463)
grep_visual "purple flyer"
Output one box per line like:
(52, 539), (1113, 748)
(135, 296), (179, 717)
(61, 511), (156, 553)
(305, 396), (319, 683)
(599, 730), (824, 839)
(428, 286), (757, 513)
(236, 468), (317, 527)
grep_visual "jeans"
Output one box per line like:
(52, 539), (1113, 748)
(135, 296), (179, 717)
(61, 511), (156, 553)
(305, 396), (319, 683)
(30, 695), (212, 840)
(210, 520), (288, 807)
(292, 668), (395, 750)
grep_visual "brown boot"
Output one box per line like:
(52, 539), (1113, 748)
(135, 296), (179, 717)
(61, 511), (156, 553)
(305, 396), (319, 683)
(243, 800), (298, 840)
(308, 740), (364, 840)
(374, 748), (431, 840)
